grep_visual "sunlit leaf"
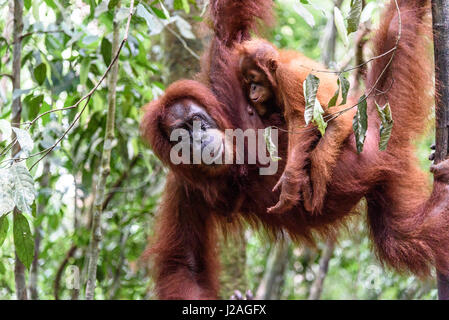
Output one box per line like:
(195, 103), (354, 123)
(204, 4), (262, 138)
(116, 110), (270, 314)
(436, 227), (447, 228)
(303, 74), (320, 125)
(13, 212), (34, 269)
(352, 95), (368, 153)
(264, 127), (281, 162)
(136, 4), (164, 36)
(0, 119), (12, 142)
(9, 164), (35, 214)
(12, 127), (34, 154)
(334, 7), (349, 46)
(376, 102), (394, 151)
(347, 0), (363, 34)
(294, 3), (315, 28)
(174, 16), (195, 39)
(0, 169), (14, 216)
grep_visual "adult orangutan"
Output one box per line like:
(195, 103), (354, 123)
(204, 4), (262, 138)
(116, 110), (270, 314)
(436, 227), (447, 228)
(141, 0), (449, 299)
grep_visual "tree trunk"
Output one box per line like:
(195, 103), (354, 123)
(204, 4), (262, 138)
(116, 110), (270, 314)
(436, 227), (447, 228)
(431, 0), (449, 301)
(29, 160), (50, 299)
(85, 2), (121, 300)
(11, 0), (27, 301)
(308, 239), (335, 300)
(255, 242), (289, 300)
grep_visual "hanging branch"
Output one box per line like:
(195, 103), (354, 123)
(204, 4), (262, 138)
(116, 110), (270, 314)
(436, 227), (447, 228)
(85, 0), (125, 300)
(431, 0), (449, 301)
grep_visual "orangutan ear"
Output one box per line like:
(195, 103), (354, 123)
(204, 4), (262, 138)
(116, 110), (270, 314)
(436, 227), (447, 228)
(268, 59), (278, 73)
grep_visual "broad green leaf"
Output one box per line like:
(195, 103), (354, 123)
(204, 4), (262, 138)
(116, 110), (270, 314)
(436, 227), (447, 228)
(151, 6), (167, 19)
(300, 0), (310, 3)
(0, 215), (9, 246)
(101, 38), (112, 66)
(352, 95), (368, 153)
(136, 4), (164, 36)
(12, 127), (34, 154)
(80, 57), (91, 86)
(9, 164), (36, 214)
(347, 0), (363, 34)
(13, 212), (34, 269)
(0, 261), (5, 274)
(303, 74), (320, 125)
(376, 102), (394, 151)
(264, 127), (281, 162)
(24, 0), (31, 10)
(0, 119), (12, 141)
(294, 3), (315, 28)
(25, 95), (44, 121)
(34, 63), (47, 85)
(334, 7), (349, 46)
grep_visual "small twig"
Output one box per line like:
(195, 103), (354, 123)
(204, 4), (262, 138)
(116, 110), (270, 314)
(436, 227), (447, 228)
(19, 29), (65, 41)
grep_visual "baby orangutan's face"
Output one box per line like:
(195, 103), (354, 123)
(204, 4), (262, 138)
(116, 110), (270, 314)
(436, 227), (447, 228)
(240, 58), (273, 116)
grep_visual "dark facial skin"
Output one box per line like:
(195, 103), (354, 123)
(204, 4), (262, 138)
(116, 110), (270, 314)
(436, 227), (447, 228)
(162, 99), (218, 139)
(240, 57), (273, 116)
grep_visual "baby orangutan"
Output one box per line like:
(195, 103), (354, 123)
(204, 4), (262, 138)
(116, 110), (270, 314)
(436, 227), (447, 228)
(237, 39), (354, 214)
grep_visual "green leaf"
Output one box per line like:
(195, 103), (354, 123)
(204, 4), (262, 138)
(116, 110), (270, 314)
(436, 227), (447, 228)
(108, 0), (120, 10)
(334, 7), (349, 46)
(80, 57), (91, 86)
(294, 3), (315, 28)
(329, 75), (350, 107)
(34, 63), (47, 85)
(303, 74), (320, 125)
(101, 37), (112, 66)
(300, 0), (310, 3)
(0, 169), (15, 216)
(0, 215), (9, 247)
(136, 4), (164, 36)
(264, 127), (281, 162)
(339, 75), (350, 105)
(13, 212), (34, 269)
(0, 119), (12, 141)
(376, 102), (394, 151)
(24, 0), (31, 10)
(9, 164), (36, 214)
(352, 95), (368, 153)
(313, 99), (327, 136)
(347, 0), (363, 34)
(174, 0), (190, 13)
(26, 95), (44, 121)
(12, 127), (34, 154)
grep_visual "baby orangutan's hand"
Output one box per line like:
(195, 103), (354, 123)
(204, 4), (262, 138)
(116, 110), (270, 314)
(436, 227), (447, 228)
(267, 170), (307, 214)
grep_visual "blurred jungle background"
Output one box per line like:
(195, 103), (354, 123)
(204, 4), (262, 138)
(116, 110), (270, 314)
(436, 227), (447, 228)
(0, 0), (437, 300)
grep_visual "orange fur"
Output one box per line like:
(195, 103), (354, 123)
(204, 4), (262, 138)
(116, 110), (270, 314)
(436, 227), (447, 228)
(237, 39), (355, 214)
(140, 0), (449, 300)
